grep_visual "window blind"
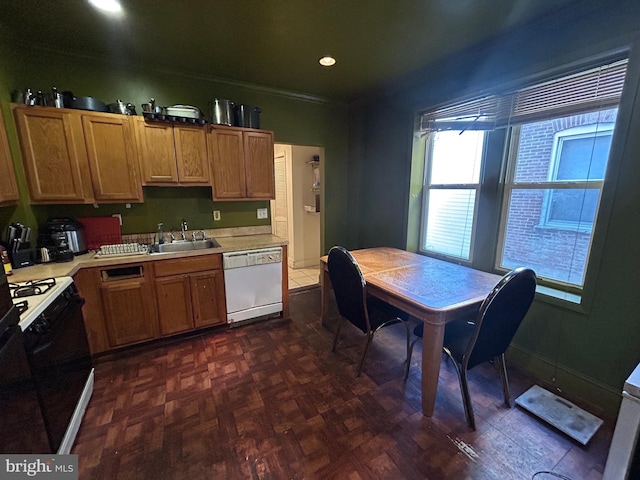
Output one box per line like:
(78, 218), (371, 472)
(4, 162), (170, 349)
(420, 58), (628, 132)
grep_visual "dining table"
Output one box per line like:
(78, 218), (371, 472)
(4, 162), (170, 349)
(320, 247), (502, 417)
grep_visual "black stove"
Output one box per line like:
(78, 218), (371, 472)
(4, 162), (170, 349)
(9, 278), (57, 299)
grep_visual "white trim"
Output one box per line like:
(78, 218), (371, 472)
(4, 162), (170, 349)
(57, 369), (94, 455)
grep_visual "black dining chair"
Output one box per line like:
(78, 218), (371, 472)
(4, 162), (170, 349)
(327, 246), (411, 377)
(406, 267), (536, 429)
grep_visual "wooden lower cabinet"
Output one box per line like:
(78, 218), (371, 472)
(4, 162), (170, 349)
(101, 278), (158, 347)
(154, 254), (226, 336)
(75, 254), (227, 355)
(75, 263), (158, 353)
(190, 270), (226, 328)
(155, 274), (193, 336)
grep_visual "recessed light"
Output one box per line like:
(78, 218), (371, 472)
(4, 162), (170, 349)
(88, 0), (122, 14)
(319, 56), (336, 67)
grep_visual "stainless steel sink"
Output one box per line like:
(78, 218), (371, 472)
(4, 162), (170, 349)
(150, 238), (220, 253)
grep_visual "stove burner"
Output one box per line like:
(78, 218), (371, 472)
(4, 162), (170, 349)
(9, 278), (57, 299)
(14, 300), (29, 315)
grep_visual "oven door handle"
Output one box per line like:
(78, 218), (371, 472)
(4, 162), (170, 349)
(30, 296), (85, 356)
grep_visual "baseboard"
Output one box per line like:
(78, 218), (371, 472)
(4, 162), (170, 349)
(291, 259), (320, 269)
(507, 344), (622, 421)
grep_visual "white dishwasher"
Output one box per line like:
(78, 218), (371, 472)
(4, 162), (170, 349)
(223, 247), (283, 324)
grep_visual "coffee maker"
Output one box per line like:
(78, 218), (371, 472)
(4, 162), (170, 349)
(38, 217), (87, 262)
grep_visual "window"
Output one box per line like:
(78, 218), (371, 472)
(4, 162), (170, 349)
(417, 57), (627, 291)
(500, 110), (617, 286)
(421, 130), (485, 260)
(542, 124), (613, 230)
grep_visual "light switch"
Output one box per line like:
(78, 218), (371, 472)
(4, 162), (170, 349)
(213, 210), (221, 221)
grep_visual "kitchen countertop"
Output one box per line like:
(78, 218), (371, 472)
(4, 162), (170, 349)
(9, 234), (287, 283)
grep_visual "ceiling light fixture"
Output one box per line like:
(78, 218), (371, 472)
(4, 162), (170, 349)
(88, 0), (123, 14)
(319, 56), (336, 67)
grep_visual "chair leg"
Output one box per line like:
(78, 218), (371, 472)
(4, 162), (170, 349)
(404, 336), (420, 381)
(445, 349), (476, 430)
(356, 332), (374, 377)
(331, 317), (344, 352)
(497, 354), (512, 407)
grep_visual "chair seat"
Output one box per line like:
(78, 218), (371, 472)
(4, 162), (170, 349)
(367, 295), (409, 331)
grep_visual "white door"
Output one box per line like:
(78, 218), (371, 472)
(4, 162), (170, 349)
(271, 152), (289, 241)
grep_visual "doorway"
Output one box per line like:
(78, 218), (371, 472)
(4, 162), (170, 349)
(271, 144), (323, 290)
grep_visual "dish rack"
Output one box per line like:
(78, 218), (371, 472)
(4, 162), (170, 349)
(94, 243), (149, 258)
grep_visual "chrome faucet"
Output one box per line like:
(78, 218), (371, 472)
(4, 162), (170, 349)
(157, 223), (164, 244)
(180, 219), (188, 240)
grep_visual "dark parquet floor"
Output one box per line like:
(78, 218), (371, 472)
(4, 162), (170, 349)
(73, 287), (614, 479)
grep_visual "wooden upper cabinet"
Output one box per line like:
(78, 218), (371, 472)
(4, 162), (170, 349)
(244, 130), (275, 199)
(0, 108), (19, 206)
(137, 119), (209, 185)
(174, 125), (209, 184)
(12, 105), (94, 204)
(208, 125), (274, 200)
(82, 114), (143, 203)
(137, 120), (178, 184)
(208, 127), (245, 199)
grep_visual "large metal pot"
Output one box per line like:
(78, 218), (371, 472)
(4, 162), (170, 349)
(209, 98), (235, 126)
(71, 96), (107, 112)
(234, 104), (261, 129)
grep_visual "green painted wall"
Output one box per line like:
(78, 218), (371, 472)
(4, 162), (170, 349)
(348, 0), (640, 417)
(0, 28), (350, 251)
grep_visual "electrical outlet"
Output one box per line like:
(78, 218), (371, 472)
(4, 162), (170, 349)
(257, 208), (268, 219)
(213, 210), (221, 221)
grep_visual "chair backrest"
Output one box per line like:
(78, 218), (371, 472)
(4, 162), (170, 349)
(327, 246), (370, 334)
(464, 267), (537, 370)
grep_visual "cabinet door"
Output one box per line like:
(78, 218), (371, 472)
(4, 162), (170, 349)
(73, 268), (110, 355)
(100, 278), (158, 347)
(82, 115), (143, 202)
(0, 108), (19, 206)
(190, 270), (227, 328)
(244, 131), (275, 199)
(155, 274), (194, 336)
(13, 106), (93, 203)
(137, 120), (178, 184)
(174, 125), (209, 184)
(209, 127), (246, 199)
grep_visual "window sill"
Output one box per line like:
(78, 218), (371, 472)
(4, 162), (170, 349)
(533, 224), (593, 234)
(535, 284), (586, 313)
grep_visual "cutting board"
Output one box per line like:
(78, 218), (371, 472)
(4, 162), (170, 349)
(78, 216), (122, 250)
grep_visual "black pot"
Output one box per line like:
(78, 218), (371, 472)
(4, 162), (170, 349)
(71, 96), (107, 112)
(61, 91), (74, 108)
(234, 104), (261, 129)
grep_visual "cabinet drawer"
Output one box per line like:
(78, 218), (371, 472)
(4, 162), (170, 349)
(154, 254), (221, 277)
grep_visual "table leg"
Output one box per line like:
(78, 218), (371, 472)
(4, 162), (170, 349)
(421, 318), (445, 416)
(321, 264), (331, 327)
